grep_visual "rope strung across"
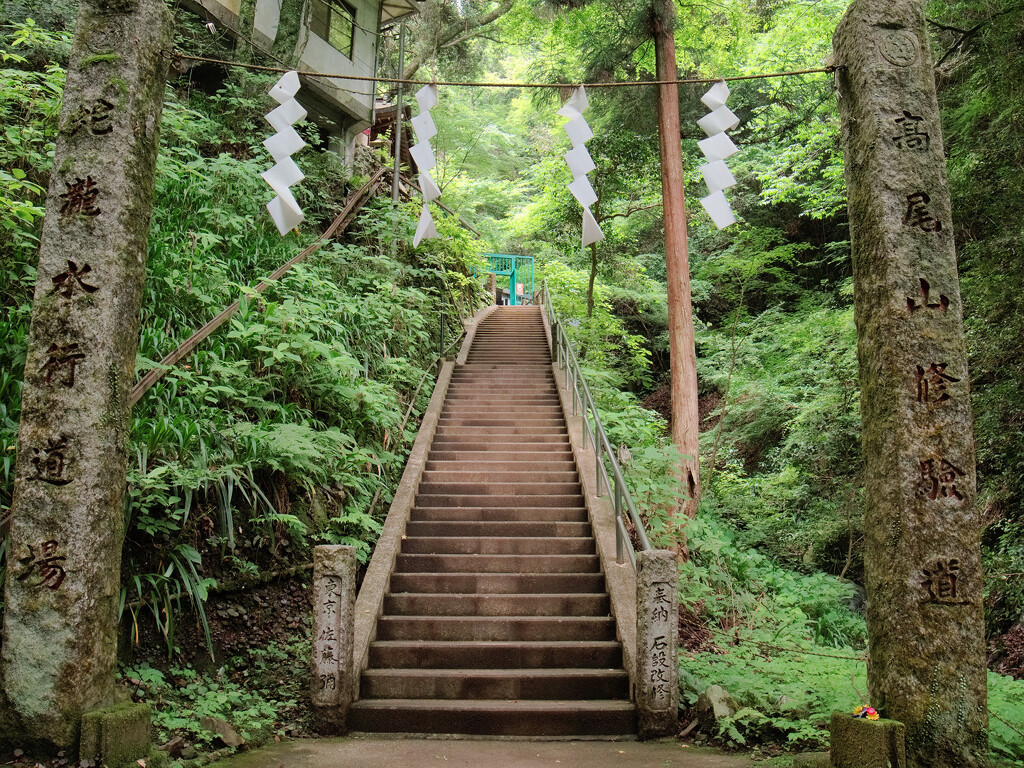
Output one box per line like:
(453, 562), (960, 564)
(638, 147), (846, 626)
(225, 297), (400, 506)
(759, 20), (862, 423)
(166, 50), (837, 88)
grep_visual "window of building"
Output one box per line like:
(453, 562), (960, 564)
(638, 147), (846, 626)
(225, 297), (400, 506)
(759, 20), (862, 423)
(310, 0), (356, 59)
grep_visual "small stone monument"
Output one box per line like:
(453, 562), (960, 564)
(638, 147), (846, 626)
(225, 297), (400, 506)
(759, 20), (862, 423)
(311, 545), (357, 734)
(833, 1), (988, 766)
(635, 549), (679, 739)
(0, 0), (172, 752)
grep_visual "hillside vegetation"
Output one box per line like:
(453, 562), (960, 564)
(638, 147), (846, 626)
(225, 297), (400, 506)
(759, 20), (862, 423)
(0, 0), (1022, 762)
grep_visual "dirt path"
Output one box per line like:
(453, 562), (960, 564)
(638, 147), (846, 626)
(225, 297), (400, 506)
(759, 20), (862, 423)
(206, 736), (754, 768)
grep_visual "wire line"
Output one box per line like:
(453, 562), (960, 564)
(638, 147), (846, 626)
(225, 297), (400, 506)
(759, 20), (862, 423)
(166, 50), (837, 88)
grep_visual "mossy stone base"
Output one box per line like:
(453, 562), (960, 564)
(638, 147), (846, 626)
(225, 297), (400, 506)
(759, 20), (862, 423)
(830, 712), (905, 768)
(793, 752), (831, 768)
(80, 702), (151, 768)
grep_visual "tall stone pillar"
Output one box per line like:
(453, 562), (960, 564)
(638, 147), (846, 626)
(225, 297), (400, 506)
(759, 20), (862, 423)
(833, 3), (988, 766)
(0, 0), (172, 752)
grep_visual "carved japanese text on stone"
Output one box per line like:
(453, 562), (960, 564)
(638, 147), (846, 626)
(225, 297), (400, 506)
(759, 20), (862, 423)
(31, 437), (72, 486)
(59, 176), (101, 217)
(650, 583), (671, 623)
(51, 260), (99, 298)
(41, 343), (86, 387)
(649, 634), (671, 704)
(915, 363), (960, 404)
(907, 278), (949, 314)
(904, 192), (942, 232)
(917, 458), (965, 502)
(16, 539), (67, 590)
(922, 559), (970, 605)
(893, 111), (930, 151)
(66, 98), (115, 137)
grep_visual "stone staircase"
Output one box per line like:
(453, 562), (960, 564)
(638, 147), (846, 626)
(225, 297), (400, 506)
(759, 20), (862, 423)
(348, 306), (636, 737)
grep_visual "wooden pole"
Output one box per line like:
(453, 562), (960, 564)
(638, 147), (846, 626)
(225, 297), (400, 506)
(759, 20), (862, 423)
(653, 0), (701, 533)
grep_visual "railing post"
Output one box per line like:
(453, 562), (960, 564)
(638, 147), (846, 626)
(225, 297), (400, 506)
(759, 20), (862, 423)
(311, 545), (356, 735)
(636, 549), (679, 739)
(614, 487), (625, 564)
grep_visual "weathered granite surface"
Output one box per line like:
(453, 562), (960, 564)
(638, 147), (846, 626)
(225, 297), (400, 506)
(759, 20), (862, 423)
(833, 2), (988, 766)
(311, 545), (357, 734)
(636, 549), (678, 739)
(0, 0), (171, 753)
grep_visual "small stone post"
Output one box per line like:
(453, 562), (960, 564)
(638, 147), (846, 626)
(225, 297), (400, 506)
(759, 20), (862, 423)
(0, 0), (172, 753)
(834, 2), (988, 766)
(636, 549), (679, 739)
(311, 545), (357, 734)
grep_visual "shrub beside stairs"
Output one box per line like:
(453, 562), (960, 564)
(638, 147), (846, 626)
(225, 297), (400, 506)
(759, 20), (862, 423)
(347, 306), (636, 737)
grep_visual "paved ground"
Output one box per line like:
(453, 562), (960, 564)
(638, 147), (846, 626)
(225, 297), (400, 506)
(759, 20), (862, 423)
(206, 736), (754, 768)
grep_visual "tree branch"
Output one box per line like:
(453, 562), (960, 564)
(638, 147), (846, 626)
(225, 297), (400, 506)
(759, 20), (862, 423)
(597, 201), (662, 223)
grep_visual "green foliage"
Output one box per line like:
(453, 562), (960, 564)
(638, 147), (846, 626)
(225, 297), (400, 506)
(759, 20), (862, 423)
(0, 14), (481, 654)
(542, 260), (652, 386)
(682, 643), (867, 748)
(121, 634), (309, 746)
(989, 671), (1024, 763)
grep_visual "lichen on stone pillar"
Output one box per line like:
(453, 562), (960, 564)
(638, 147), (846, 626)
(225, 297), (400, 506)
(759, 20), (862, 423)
(0, 0), (172, 754)
(833, 1), (988, 765)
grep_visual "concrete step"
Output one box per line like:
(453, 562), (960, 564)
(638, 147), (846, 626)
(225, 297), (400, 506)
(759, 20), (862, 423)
(394, 553), (599, 573)
(415, 494), (584, 508)
(439, 409), (565, 418)
(382, 592), (610, 616)
(368, 640), (623, 669)
(433, 427), (569, 438)
(374, 615), (616, 641)
(424, 460), (577, 472)
(400, 536), (594, 556)
(348, 699), (635, 737)
(387, 572), (604, 594)
(409, 506), (588, 522)
(428, 440), (572, 452)
(420, 470), (581, 484)
(426, 450), (575, 463)
(437, 418), (565, 427)
(360, 668), (629, 700)
(404, 520), (591, 538)
(416, 482), (580, 496)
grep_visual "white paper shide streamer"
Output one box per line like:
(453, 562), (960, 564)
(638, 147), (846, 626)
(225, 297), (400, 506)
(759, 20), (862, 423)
(262, 71), (307, 236)
(411, 84), (440, 247)
(697, 81), (739, 229)
(558, 87), (604, 248)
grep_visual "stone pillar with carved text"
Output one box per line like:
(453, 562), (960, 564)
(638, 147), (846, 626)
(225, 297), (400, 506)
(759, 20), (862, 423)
(0, 0), (172, 752)
(834, 3), (987, 766)
(311, 545), (356, 734)
(636, 549), (679, 739)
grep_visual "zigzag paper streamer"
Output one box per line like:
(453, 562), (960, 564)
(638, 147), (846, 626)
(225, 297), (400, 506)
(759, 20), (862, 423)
(697, 80), (739, 230)
(411, 84), (440, 247)
(558, 86), (604, 248)
(262, 71), (307, 236)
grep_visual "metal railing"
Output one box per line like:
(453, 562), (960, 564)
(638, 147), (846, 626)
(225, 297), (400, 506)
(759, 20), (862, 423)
(536, 282), (652, 568)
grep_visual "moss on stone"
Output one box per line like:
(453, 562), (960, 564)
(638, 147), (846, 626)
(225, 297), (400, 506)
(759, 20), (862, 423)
(830, 712), (905, 768)
(81, 701), (152, 768)
(106, 76), (129, 97)
(80, 51), (120, 66)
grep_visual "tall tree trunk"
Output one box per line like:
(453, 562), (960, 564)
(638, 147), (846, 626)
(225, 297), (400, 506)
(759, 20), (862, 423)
(653, 0), (701, 549)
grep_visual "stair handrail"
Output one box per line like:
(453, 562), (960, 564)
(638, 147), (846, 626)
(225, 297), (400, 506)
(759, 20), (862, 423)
(536, 282), (652, 568)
